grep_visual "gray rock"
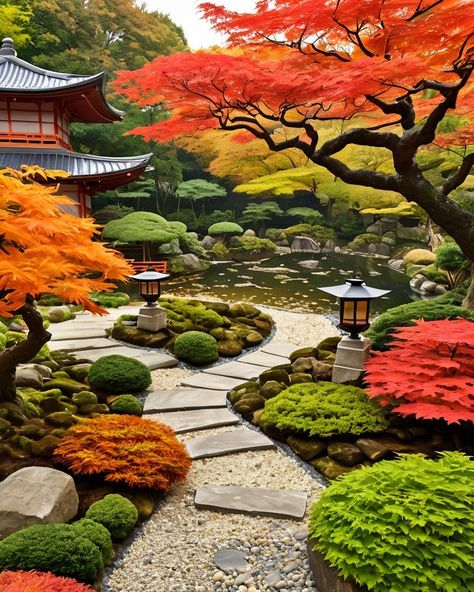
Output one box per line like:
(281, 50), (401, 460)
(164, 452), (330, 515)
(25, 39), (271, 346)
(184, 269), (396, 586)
(234, 571), (253, 586)
(0, 467), (79, 539)
(282, 561), (299, 574)
(150, 408), (239, 434)
(322, 239), (336, 253)
(19, 364), (52, 379)
(144, 388), (227, 413)
(389, 258), (405, 271)
(366, 221), (383, 235)
(15, 367), (43, 389)
(214, 548), (249, 574)
(265, 570), (283, 587)
(202, 235), (218, 250)
(170, 253), (210, 274)
(297, 260), (319, 270)
(48, 305), (74, 323)
(9, 323), (26, 332)
(420, 280), (437, 294)
(291, 237), (321, 254)
(368, 242), (391, 256)
(397, 225), (429, 243)
(186, 427), (275, 459)
(381, 231), (397, 246)
(410, 275), (426, 290)
(434, 284), (447, 295)
(243, 229), (256, 237)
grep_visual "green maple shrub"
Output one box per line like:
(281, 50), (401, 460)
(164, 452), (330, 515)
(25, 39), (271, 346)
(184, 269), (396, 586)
(260, 382), (388, 438)
(109, 394), (143, 416)
(87, 355), (151, 393)
(308, 452), (474, 592)
(0, 523), (103, 583)
(173, 331), (219, 365)
(85, 494), (138, 542)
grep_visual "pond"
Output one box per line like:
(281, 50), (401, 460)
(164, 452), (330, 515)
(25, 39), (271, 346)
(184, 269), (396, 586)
(156, 252), (418, 316)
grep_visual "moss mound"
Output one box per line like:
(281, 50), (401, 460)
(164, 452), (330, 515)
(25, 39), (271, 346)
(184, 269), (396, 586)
(71, 519), (113, 566)
(87, 355), (151, 394)
(85, 494), (138, 542)
(261, 382), (388, 438)
(109, 394), (142, 416)
(174, 331), (219, 365)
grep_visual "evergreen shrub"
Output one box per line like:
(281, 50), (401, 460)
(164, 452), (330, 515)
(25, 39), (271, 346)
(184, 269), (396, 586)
(261, 382), (388, 438)
(174, 331), (219, 365)
(71, 519), (113, 565)
(208, 222), (243, 236)
(284, 223), (336, 244)
(347, 232), (382, 250)
(308, 453), (474, 592)
(85, 494), (138, 542)
(109, 394), (142, 416)
(87, 355), (151, 393)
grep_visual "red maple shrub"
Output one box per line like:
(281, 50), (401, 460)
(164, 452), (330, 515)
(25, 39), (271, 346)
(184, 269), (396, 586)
(364, 319), (474, 424)
(53, 415), (191, 490)
(0, 570), (93, 591)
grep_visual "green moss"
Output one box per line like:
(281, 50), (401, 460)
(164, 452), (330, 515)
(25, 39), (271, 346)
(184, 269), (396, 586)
(0, 523), (103, 583)
(284, 223), (336, 244)
(403, 248), (436, 266)
(419, 264), (449, 284)
(308, 453), (474, 592)
(85, 494), (138, 542)
(261, 382), (388, 438)
(90, 291), (130, 308)
(109, 394), (142, 416)
(87, 355), (152, 394)
(347, 233), (382, 250)
(5, 331), (26, 347)
(211, 241), (231, 258)
(160, 298), (224, 331)
(179, 233), (208, 258)
(229, 236), (277, 253)
(174, 331), (219, 365)
(71, 518), (114, 565)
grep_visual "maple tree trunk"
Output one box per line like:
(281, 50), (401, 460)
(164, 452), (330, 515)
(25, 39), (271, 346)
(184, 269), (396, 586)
(0, 299), (51, 403)
(462, 264), (474, 310)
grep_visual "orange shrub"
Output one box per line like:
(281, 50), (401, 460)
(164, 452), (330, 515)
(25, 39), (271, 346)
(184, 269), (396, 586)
(53, 415), (191, 490)
(0, 570), (93, 591)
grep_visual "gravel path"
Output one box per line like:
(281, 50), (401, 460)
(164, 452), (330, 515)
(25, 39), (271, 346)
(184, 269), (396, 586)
(105, 304), (339, 592)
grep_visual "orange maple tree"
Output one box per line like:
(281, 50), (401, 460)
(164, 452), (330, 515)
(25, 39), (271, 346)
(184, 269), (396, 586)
(114, 0), (474, 304)
(0, 168), (132, 401)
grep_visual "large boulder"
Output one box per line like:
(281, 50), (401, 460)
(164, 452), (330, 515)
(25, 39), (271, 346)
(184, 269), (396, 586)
(15, 368), (44, 389)
(168, 254), (211, 274)
(397, 225), (429, 243)
(201, 235), (217, 250)
(403, 249), (436, 266)
(291, 236), (321, 253)
(48, 305), (75, 323)
(0, 467), (79, 539)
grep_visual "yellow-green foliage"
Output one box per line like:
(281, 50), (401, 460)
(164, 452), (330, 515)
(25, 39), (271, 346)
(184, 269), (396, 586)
(85, 494), (138, 542)
(261, 382), (388, 438)
(347, 233), (382, 250)
(308, 453), (474, 592)
(360, 201), (421, 217)
(160, 297), (225, 332)
(283, 224), (335, 244)
(229, 236), (277, 253)
(403, 249), (436, 266)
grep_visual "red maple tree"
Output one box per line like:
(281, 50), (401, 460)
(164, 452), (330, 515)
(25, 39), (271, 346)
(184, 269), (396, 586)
(114, 0), (474, 306)
(364, 319), (474, 424)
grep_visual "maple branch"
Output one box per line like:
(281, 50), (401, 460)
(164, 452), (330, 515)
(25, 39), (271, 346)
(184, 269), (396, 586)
(442, 153), (474, 196)
(366, 94), (415, 130)
(317, 127), (399, 156)
(407, 0), (444, 21)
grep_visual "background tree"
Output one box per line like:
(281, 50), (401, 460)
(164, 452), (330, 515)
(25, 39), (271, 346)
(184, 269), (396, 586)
(175, 179), (227, 219)
(0, 0), (31, 47)
(115, 0), (474, 307)
(239, 201), (284, 232)
(0, 168), (131, 402)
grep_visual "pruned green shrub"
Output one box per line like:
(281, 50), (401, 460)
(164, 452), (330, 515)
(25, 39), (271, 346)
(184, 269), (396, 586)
(284, 223), (336, 244)
(229, 236), (277, 253)
(364, 296), (474, 350)
(87, 355), (151, 393)
(261, 382), (388, 438)
(90, 291), (130, 308)
(208, 222), (243, 236)
(109, 394), (143, 416)
(308, 452), (474, 592)
(174, 331), (219, 365)
(71, 519), (113, 566)
(347, 232), (382, 250)
(0, 523), (103, 583)
(85, 494), (138, 542)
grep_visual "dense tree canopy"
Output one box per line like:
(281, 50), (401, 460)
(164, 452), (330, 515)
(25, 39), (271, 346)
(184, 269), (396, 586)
(0, 1), (31, 48)
(115, 0), (474, 267)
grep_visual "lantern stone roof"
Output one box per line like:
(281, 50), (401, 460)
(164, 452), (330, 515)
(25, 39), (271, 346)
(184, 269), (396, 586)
(0, 38), (123, 123)
(0, 147), (153, 190)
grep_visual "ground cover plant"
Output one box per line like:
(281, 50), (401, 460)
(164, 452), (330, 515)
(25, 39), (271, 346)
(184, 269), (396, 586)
(85, 494), (138, 542)
(308, 453), (474, 592)
(0, 570), (94, 591)
(365, 319), (474, 424)
(54, 414), (191, 490)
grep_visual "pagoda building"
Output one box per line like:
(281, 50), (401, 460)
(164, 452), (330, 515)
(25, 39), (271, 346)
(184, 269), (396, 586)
(0, 37), (152, 217)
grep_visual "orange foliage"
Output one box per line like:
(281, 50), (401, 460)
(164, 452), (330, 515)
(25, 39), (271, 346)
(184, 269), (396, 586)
(0, 570), (93, 592)
(54, 415), (192, 491)
(0, 168), (132, 316)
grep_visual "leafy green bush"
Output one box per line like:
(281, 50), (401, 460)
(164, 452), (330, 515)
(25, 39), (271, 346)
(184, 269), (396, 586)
(0, 523), (103, 583)
(90, 291), (130, 308)
(179, 232), (208, 258)
(71, 519), (113, 566)
(37, 293), (64, 306)
(229, 235), (277, 253)
(208, 221), (243, 236)
(85, 494), (138, 542)
(308, 453), (474, 592)
(284, 223), (336, 244)
(265, 228), (285, 242)
(261, 382), (388, 438)
(418, 263), (449, 284)
(174, 331), (219, 365)
(364, 296), (474, 350)
(435, 242), (470, 272)
(87, 355), (152, 394)
(347, 232), (382, 250)
(328, 215), (365, 240)
(160, 297), (224, 332)
(109, 394), (143, 416)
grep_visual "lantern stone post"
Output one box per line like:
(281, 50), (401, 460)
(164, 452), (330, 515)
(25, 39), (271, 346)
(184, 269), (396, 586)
(129, 267), (170, 332)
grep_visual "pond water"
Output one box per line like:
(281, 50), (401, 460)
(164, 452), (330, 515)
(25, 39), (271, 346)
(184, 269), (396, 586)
(155, 252), (418, 316)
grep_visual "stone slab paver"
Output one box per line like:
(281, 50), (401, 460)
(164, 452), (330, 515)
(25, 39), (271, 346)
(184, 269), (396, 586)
(150, 408), (239, 434)
(181, 373), (245, 391)
(48, 338), (122, 352)
(49, 327), (111, 341)
(194, 485), (307, 520)
(186, 427), (276, 460)
(143, 389), (227, 413)
(72, 346), (177, 369)
(261, 341), (299, 358)
(237, 351), (289, 368)
(203, 361), (261, 381)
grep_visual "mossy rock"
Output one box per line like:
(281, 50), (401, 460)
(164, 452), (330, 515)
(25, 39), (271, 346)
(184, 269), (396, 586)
(51, 371), (71, 379)
(14, 423), (46, 439)
(45, 378), (89, 395)
(253, 319), (272, 336)
(49, 428), (67, 438)
(311, 361), (333, 381)
(327, 441), (366, 467)
(72, 391), (98, 406)
(121, 491), (156, 522)
(252, 408), (265, 426)
(200, 301), (229, 315)
(40, 360), (61, 372)
(245, 331), (264, 345)
(260, 381), (285, 400)
(228, 303), (261, 318)
(310, 456), (355, 480)
(316, 336), (341, 354)
(210, 327), (226, 340)
(31, 434), (62, 458)
(292, 357), (316, 374)
(289, 346), (317, 362)
(38, 398), (70, 414)
(0, 443), (28, 459)
(44, 412), (78, 428)
(0, 417), (13, 438)
(111, 323), (170, 348)
(79, 403), (109, 415)
(259, 368), (290, 386)
(287, 435), (326, 461)
(403, 248), (436, 266)
(234, 393), (266, 414)
(290, 372), (314, 384)
(218, 339), (243, 357)
(66, 364), (93, 382)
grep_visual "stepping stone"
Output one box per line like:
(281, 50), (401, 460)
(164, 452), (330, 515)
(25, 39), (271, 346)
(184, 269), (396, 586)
(186, 427), (275, 459)
(150, 408), (239, 433)
(50, 327), (110, 340)
(261, 341), (299, 358)
(71, 346), (177, 369)
(204, 362), (261, 381)
(194, 485), (307, 520)
(143, 389), (227, 413)
(48, 338), (122, 352)
(181, 373), (245, 391)
(238, 351), (289, 368)
(214, 548), (249, 574)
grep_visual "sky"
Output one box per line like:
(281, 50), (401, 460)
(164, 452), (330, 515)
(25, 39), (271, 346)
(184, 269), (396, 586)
(145, 0), (256, 49)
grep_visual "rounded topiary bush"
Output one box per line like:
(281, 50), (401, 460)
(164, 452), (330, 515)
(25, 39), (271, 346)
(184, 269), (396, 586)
(109, 394), (142, 416)
(261, 382), (388, 438)
(0, 570), (94, 591)
(71, 519), (113, 565)
(308, 452), (474, 592)
(87, 355), (151, 393)
(0, 523), (103, 583)
(85, 494), (138, 542)
(174, 331), (219, 365)
(208, 222), (243, 237)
